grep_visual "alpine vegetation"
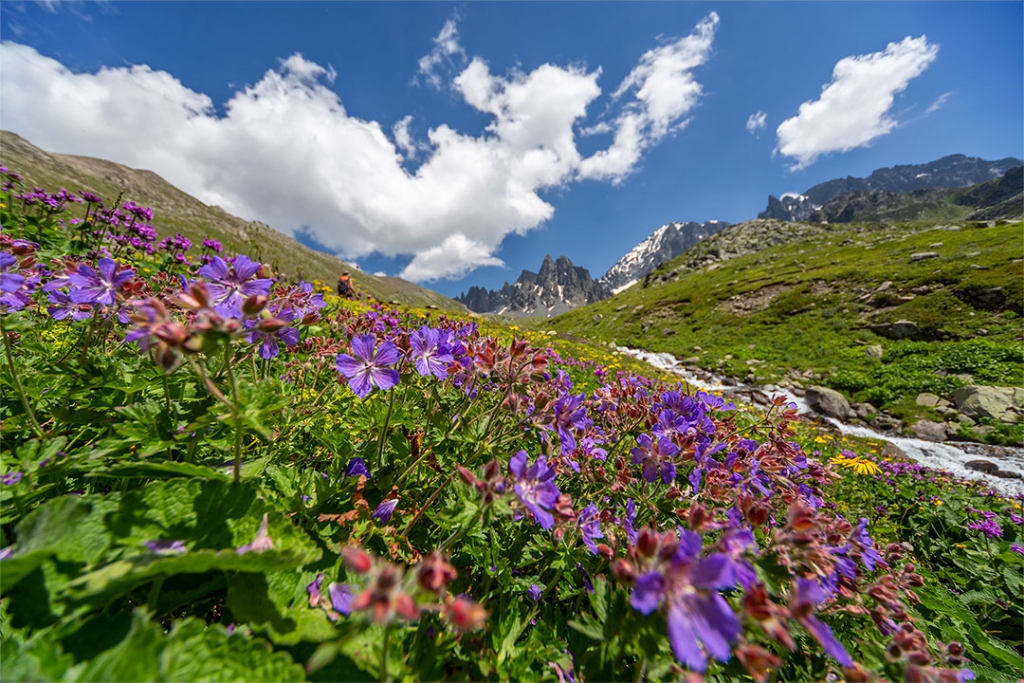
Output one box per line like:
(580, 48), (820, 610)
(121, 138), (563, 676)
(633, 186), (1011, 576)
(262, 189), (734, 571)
(1, 170), (1019, 682)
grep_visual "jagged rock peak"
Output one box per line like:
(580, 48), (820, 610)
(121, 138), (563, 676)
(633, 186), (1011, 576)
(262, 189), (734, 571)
(599, 220), (730, 294)
(456, 254), (609, 318)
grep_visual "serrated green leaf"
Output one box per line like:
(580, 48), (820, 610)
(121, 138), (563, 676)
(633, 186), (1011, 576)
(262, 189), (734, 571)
(226, 570), (339, 646)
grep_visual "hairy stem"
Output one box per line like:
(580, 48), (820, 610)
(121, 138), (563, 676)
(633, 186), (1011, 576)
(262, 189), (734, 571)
(1, 320), (44, 439)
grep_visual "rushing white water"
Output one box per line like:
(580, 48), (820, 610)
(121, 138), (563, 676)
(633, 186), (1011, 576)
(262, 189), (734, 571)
(617, 346), (1024, 497)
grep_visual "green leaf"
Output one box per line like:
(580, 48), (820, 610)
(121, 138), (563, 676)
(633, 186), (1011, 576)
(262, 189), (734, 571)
(68, 610), (306, 682)
(226, 570), (339, 646)
(0, 633), (76, 682)
(86, 460), (227, 480)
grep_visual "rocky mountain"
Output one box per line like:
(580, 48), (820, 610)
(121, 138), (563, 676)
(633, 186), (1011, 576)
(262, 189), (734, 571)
(810, 166), (1023, 224)
(598, 221), (730, 294)
(457, 255), (608, 317)
(0, 131), (465, 310)
(759, 154), (1022, 221)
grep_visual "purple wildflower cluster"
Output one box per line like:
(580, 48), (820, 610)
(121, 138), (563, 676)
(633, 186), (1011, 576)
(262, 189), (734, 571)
(0, 176), (992, 682)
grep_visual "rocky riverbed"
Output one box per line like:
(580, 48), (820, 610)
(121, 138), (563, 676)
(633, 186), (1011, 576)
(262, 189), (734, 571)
(618, 346), (1024, 497)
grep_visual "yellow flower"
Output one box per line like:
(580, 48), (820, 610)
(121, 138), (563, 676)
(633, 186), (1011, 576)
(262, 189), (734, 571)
(814, 436), (827, 444)
(932, 499), (943, 506)
(954, 543), (967, 549)
(830, 455), (881, 476)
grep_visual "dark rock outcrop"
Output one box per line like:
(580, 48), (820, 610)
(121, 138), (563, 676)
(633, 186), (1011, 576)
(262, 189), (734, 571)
(456, 255), (608, 317)
(761, 154), (1022, 221)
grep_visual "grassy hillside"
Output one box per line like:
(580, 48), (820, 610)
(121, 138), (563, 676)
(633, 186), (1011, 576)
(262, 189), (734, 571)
(541, 218), (1024, 439)
(0, 131), (465, 311)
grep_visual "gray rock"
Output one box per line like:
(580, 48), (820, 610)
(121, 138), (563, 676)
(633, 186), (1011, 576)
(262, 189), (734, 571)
(890, 320), (921, 340)
(662, 328), (676, 336)
(911, 420), (948, 442)
(805, 386), (851, 420)
(682, 357), (701, 366)
(865, 344), (884, 359)
(592, 314), (604, 322)
(915, 392), (942, 408)
(964, 460), (999, 473)
(952, 385), (1024, 423)
(852, 402), (875, 420)
(641, 320), (653, 332)
(992, 470), (1022, 479)
(910, 251), (940, 262)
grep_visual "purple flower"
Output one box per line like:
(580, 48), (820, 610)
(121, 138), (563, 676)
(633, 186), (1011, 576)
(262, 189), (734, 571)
(344, 457), (371, 479)
(623, 498), (638, 545)
(631, 433), (678, 484)
(373, 499), (399, 523)
(578, 503), (603, 554)
(0, 253), (25, 294)
(68, 258), (133, 306)
(202, 238), (223, 253)
(409, 325), (453, 379)
(246, 309), (300, 359)
(328, 582), (353, 614)
(197, 255), (272, 318)
(237, 513), (273, 554)
(509, 451), (560, 530)
(850, 517), (884, 572)
(629, 530), (740, 672)
(527, 583), (543, 602)
(791, 578), (853, 667)
(336, 334), (401, 398)
(967, 519), (1003, 539)
(1011, 544), (1024, 556)
(144, 539), (187, 554)
(47, 290), (93, 321)
(0, 546), (13, 561)
(1, 472), (23, 485)
(552, 393), (588, 455)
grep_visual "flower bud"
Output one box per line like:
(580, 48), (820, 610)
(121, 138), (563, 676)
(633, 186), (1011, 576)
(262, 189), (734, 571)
(242, 294), (268, 317)
(343, 545), (373, 574)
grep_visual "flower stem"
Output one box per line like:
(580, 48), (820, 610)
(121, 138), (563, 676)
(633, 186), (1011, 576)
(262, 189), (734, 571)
(381, 623), (391, 683)
(376, 387), (398, 470)
(223, 344), (244, 483)
(1, 319), (44, 439)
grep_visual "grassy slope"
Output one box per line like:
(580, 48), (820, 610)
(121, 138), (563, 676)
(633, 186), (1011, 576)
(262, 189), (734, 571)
(0, 131), (465, 311)
(540, 218), (1024, 435)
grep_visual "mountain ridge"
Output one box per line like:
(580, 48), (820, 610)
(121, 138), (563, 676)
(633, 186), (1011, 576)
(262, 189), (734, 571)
(0, 130), (465, 311)
(759, 153), (1023, 222)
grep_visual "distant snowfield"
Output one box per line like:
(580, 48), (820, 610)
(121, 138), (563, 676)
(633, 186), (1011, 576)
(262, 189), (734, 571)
(619, 346), (1024, 497)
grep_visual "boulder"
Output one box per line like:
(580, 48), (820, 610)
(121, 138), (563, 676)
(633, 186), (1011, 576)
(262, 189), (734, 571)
(952, 385), (1023, 423)
(911, 420), (948, 442)
(805, 386), (851, 420)
(852, 402), (875, 421)
(890, 320), (921, 340)
(865, 344), (884, 359)
(910, 251), (940, 262)
(964, 460), (999, 474)
(915, 393), (942, 408)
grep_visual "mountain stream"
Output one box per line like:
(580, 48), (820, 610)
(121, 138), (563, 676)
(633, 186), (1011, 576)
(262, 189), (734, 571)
(617, 346), (1024, 497)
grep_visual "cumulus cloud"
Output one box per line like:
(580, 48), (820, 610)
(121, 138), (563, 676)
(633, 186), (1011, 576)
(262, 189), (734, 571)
(775, 36), (938, 170)
(746, 110), (766, 134)
(0, 13), (717, 281)
(578, 12), (718, 183)
(416, 17), (466, 90)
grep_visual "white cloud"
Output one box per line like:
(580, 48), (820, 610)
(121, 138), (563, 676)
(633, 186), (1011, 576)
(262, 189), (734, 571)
(925, 91), (951, 115)
(0, 13), (717, 282)
(775, 36), (938, 170)
(746, 110), (766, 134)
(416, 17), (466, 90)
(578, 12), (718, 183)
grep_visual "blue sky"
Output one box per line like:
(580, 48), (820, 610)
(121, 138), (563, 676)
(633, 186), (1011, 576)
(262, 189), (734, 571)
(2, 2), (1021, 298)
